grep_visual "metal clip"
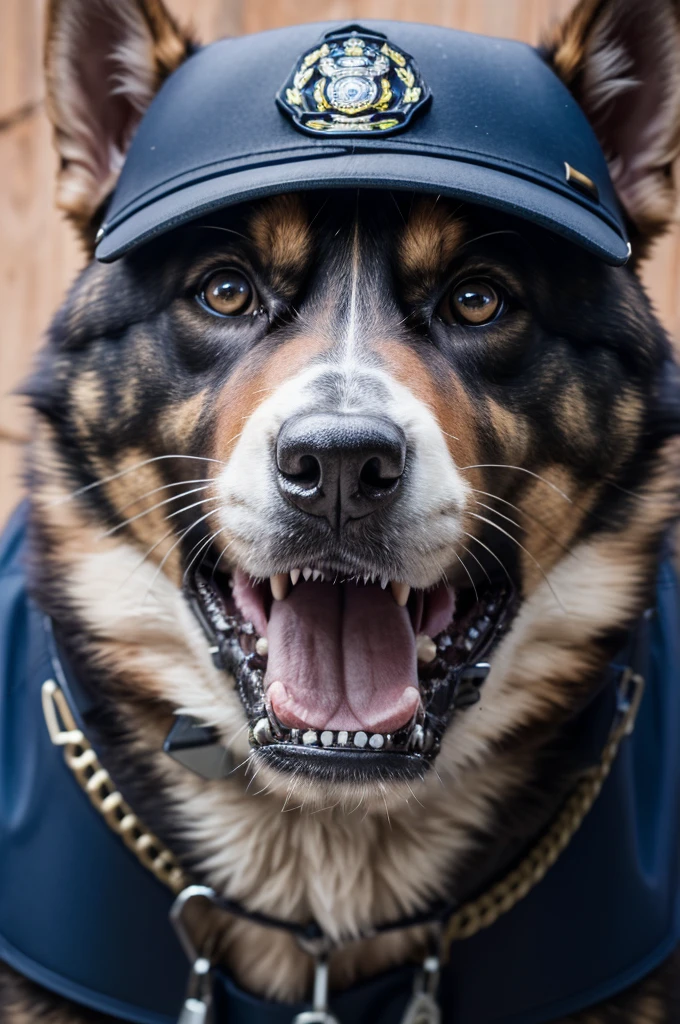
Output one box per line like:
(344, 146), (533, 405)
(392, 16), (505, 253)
(292, 954), (341, 1024)
(171, 887), (219, 1024)
(400, 954), (441, 1024)
(178, 956), (212, 1024)
(614, 668), (645, 737)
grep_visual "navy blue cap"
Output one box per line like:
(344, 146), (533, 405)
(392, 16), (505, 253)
(95, 21), (630, 265)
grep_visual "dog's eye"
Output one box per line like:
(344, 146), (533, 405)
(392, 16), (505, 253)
(199, 268), (256, 317)
(440, 279), (503, 326)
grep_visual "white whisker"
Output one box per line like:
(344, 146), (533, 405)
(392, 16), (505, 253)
(53, 454), (225, 506)
(461, 529), (513, 586)
(459, 464), (572, 503)
(99, 486), (216, 539)
(115, 478), (213, 516)
(468, 511), (566, 611)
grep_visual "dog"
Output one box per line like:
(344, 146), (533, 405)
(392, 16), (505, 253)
(2, 0), (680, 1021)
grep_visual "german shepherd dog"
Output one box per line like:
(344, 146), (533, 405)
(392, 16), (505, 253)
(2, 0), (680, 1020)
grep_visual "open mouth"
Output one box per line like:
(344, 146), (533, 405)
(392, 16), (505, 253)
(187, 560), (516, 780)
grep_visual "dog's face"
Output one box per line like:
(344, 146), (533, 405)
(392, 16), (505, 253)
(34, 0), (680, 806)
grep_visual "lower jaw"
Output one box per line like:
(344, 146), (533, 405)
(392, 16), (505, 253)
(256, 745), (430, 785)
(186, 569), (516, 782)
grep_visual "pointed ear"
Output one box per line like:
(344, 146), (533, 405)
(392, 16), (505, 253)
(543, 0), (680, 258)
(45, 0), (195, 249)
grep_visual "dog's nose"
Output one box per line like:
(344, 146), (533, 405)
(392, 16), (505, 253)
(276, 413), (407, 527)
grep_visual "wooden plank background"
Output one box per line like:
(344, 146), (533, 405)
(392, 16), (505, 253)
(2, 0), (680, 525)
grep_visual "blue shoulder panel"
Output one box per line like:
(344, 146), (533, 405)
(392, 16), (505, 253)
(0, 504), (185, 1023)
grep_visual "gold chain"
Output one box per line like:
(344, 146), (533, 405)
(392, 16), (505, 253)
(441, 668), (645, 955)
(42, 679), (188, 895)
(42, 670), (645, 953)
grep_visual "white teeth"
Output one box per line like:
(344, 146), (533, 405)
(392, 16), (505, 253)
(409, 724), (425, 751)
(337, 731), (349, 746)
(302, 567), (313, 581)
(312, 570), (323, 581)
(320, 730), (334, 747)
(416, 634), (437, 663)
(253, 718), (274, 746)
(369, 734), (385, 749)
(390, 581), (410, 607)
(290, 569), (301, 586)
(255, 637), (269, 657)
(270, 573), (289, 601)
(354, 731), (368, 748)
(302, 730), (318, 745)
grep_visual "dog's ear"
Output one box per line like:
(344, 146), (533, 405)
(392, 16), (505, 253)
(543, 0), (680, 258)
(45, 0), (194, 250)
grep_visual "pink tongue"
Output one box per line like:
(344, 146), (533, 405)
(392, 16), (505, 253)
(266, 583), (420, 733)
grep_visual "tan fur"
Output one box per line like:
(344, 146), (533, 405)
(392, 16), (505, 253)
(249, 194), (314, 297)
(398, 197), (466, 303)
(485, 398), (532, 466)
(70, 368), (105, 438)
(373, 338), (482, 476)
(157, 388), (210, 450)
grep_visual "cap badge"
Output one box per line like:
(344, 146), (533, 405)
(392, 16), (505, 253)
(277, 26), (431, 137)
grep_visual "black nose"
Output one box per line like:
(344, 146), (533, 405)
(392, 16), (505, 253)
(276, 413), (407, 528)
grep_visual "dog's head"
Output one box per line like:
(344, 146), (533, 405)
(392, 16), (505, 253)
(32, 0), (680, 805)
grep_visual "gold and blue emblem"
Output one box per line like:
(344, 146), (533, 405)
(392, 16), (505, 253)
(277, 26), (431, 137)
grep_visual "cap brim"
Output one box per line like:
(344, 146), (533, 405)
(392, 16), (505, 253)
(96, 152), (630, 265)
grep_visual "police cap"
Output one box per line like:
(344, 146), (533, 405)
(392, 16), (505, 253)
(95, 20), (630, 265)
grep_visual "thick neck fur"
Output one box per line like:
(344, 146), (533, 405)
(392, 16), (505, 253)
(26, 428), (680, 1002)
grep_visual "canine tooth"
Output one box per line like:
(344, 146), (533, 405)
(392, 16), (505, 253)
(270, 574), (289, 601)
(354, 731), (368, 748)
(380, 577), (389, 589)
(409, 724), (425, 751)
(416, 634), (437, 663)
(290, 569), (301, 585)
(337, 731), (349, 746)
(255, 637), (269, 657)
(302, 730), (318, 745)
(390, 581), (410, 607)
(303, 567), (313, 581)
(253, 718), (274, 746)
(320, 730), (334, 747)
(369, 734), (384, 749)
(312, 570), (322, 581)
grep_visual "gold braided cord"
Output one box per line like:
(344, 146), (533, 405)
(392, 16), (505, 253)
(42, 671), (644, 953)
(42, 680), (189, 895)
(442, 669), (645, 955)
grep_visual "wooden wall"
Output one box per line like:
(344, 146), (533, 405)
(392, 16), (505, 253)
(2, 0), (680, 524)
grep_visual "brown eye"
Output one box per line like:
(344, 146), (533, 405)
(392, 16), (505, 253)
(200, 268), (255, 317)
(444, 279), (502, 326)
